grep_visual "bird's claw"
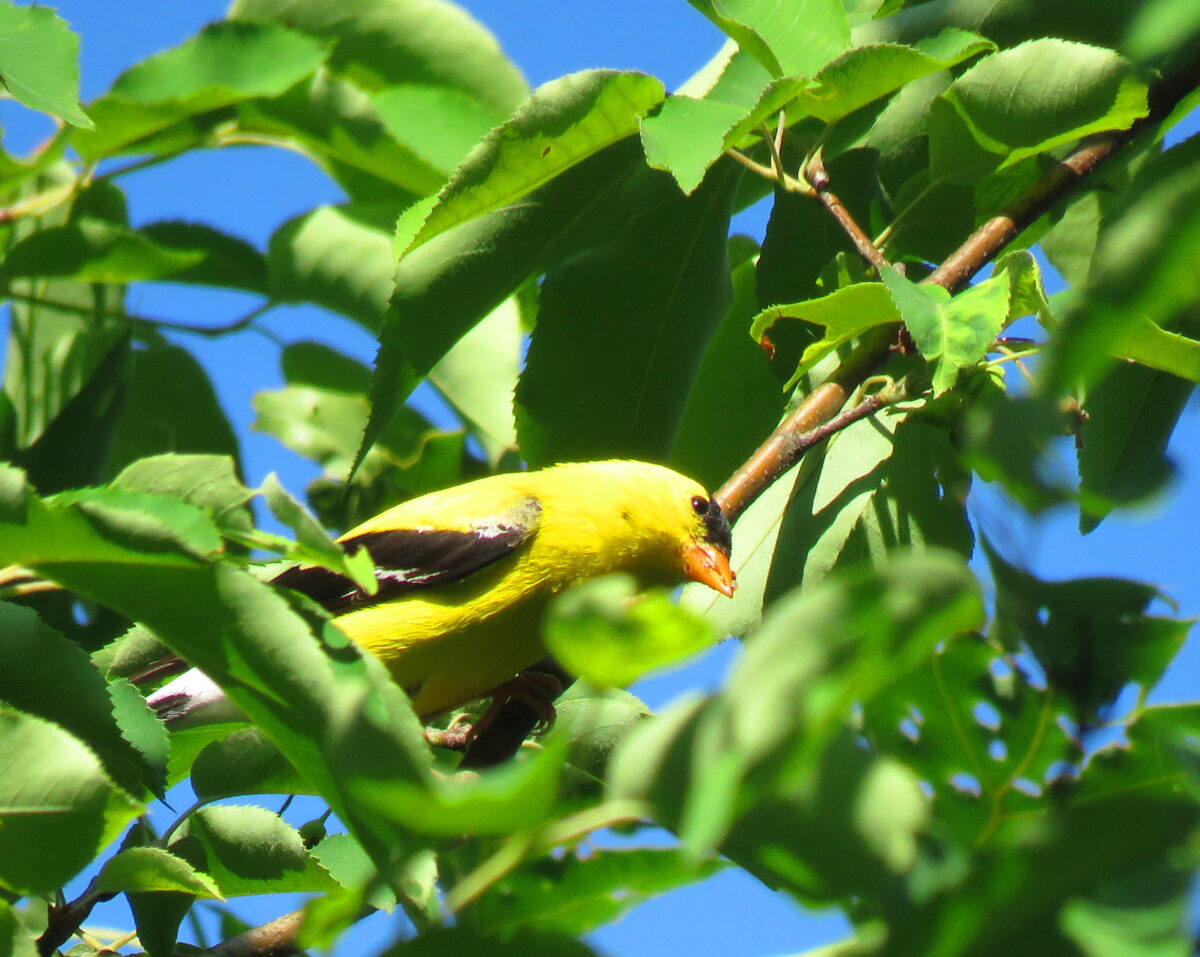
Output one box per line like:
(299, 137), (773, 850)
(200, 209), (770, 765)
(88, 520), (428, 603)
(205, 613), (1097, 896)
(424, 671), (564, 752)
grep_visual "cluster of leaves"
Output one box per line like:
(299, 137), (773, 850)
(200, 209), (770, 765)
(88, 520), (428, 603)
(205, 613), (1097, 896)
(1, 0), (1199, 955)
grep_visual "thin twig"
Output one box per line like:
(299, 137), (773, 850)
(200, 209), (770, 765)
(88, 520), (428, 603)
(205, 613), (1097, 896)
(2, 291), (272, 338)
(804, 148), (890, 274)
(717, 362), (905, 523)
(725, 147), (780, 182)
(37, 878), (117, 957)
(760, 121), (788, 185)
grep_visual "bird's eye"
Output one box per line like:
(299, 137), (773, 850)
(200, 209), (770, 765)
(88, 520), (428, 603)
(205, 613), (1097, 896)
(690, 495), (709, 515)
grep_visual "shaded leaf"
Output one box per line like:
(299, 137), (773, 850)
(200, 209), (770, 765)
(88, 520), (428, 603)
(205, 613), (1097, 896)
(105, 344), (242, 481)
(1078, 360), (1194, 531)
(0, 707), (140, 895)
(191, 727), (308, 802)
(515, 161), (740, 465)
(184, 804), (338, 897)
(986, 540), (1190, 719)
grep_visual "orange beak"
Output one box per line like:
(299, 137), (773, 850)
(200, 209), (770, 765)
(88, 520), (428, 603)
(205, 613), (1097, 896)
(684, 543), (736, 597)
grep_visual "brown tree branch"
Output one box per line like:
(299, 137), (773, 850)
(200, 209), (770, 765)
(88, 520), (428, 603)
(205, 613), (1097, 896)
(207, 908), (307, 957)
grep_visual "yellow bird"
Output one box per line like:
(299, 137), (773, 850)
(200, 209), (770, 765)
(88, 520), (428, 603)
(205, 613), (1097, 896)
(149, 461), (735, 727)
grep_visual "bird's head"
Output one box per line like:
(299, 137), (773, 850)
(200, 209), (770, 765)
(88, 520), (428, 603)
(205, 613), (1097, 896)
(589, 461), (736, 597)
(540, 461), (737, 597)
(679, 490), (736, 597)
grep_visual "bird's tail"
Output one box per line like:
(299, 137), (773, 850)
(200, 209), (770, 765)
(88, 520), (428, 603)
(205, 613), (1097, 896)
(144, 668), (245, 728)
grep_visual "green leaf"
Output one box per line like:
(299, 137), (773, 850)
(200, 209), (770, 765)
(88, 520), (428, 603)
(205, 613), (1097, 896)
(190, 728), (308, 802)
(0, 706), (140, 895)
(750, 282), (899, 391)
(127, 836), (209, 957)
(0, 2), (91, 127)
(616, 553), (983, 861)
(685, 0), (851, 78)
(640, 21), (971, 193)
(735, 550), (982, 778)
(545, 577), (716, 688)
(139, 222), (269, 293)
(0, 899), (38, 957)
(883, 267), (1009, 394)
(1078, 361), (1195, 531)
(993, 249), (1053, 327)
(515, 160), (740, 465)
(308, 833), (397, 911)
(790, 30), (994, 124)
(397, 70), (665, 256)
(230, 0), (528, 115)
(333, 732), (565, 838)
(110, 454), (254, 541)
(267, 204), (394, 332)
(2, 219), (268, 290)
(50, 486), (225, 560)
(252, 342), (466, 529)
(94, 846), (222, 898)
(2, 248), (127, 451)
(1103, 316), (1200, 383)
(1044, 135), (1200, 391)
(107, 677), (170, 799)
(1039, 191), (1105, 288)
(0, 603), (156, 795)
(886, 780), (1199, 952)
(1125, 0), (1200, 63)
(373, 85), (506, 174)
(1, 218), (198, 284)
(477, 848), (723, 937)
(73, 21), (329, 159)
(641, 64), (804, 195)
(427, 296), (520, 464)
(184, 804), (338, 897)
(934, 39), (1148, 171)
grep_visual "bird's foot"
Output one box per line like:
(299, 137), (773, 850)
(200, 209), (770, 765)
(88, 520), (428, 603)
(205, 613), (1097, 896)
(424, 717), (473, 752)
(425, 671), (564, 752)
(481, 670), (564, 737)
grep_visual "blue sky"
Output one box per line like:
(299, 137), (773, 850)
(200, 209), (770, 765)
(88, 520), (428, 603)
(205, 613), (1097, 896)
(10, 2), (1200, 955)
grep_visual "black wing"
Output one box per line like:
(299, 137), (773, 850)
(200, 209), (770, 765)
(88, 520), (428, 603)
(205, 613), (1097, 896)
(271, 497), (542, 614)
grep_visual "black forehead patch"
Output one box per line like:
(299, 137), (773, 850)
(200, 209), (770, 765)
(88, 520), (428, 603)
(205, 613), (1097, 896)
(701, 499), (732, 557)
